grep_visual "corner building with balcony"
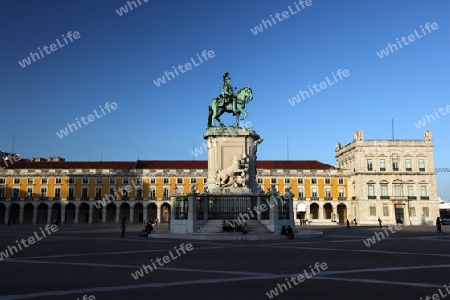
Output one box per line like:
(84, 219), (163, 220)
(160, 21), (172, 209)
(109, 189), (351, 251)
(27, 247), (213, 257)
(335, 130), (439, 225)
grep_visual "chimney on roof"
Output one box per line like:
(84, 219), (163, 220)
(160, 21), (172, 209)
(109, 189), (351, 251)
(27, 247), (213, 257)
(49, 157), (65, 162)
(31, 157), (48, 162)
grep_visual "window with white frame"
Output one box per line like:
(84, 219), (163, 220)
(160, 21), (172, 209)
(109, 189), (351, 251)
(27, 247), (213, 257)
(311, 178), (317, 184)
(177, 178), (183, 184)
(298, 188), (304, 199)
(55, 178), (62, 184)
(27, 178), (33, 184)
(368, 185), (375, 196)
(338, 178), (344, 184)
(163, 188), (169, 199)
(325, 188), (331, 198)
(339, 188), (344, 198)
(13, 188), (19, 197)
(95, 188), (102, 198)
(367, 159), (373, 171)
(150, 178), (156, 184)
(0, 188), (5, 197)
(109, 178), (115, 185)
(298, 178), (303, 184)
(69, 187), (74, 198)
(150, 189), (156, 199)
(418, 159), (425, 171)
(14, 178), (20, 184)
(191, 178), (196, 184)
(392, 158), (399, 171)
(82, 178), (89, 184)
(379, 159), (386, 171)
(123, 178), (129, 184)
(27, 188), (33, 198)
(383, 206), (389, 216)
(55, 188), (61, 198)
(69, 178), (75, 184)
(420, 186), (427, 197)
(257, 178), (263, 184)
(311, 188), (318, 199)
(284, 178), (290, 184)
(40, 188), (47, 198)
(381, 185), (388, 196)
(163, 178), (169, 184)
(422, 207), (429, 217)
(407, 186), (414, 197)
(394, 185), (402, 197)
(405, 159), (412, 171)
(369, 206), (376, 216)
(271, 178), (276, 184)
(325, 178), (331, 184)
(0, 178), (5, 184)
(96, 178), (102, 184)
(41, 178), (48, 184)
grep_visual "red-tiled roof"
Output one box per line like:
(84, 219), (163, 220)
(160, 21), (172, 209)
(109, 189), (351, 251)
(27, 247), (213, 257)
(256, 160), (335, 170)
(1, 160), (334, 170)
(136, 160), (208, 169)
(1, 161), (136, 170)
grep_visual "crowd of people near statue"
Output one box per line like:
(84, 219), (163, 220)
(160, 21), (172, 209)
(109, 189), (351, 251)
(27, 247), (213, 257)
(281, 225), (294, 239)
(138, 218), (158, 237)
(299, 219), (312, 225)
(222, 220), (248, 234)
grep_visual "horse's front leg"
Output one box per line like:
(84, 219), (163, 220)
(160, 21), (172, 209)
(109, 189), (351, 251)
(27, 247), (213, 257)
(239, 109), (248, 121)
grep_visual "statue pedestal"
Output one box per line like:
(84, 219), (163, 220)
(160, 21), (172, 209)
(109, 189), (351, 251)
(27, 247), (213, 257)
(204, 127), (262, 194)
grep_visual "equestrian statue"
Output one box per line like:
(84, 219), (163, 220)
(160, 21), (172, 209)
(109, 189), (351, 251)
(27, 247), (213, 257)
(207, 72), (253, 127)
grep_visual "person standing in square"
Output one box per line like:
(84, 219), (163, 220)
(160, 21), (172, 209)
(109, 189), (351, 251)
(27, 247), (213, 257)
(121, 218), (126, 238)
(436, 217), (442, 235)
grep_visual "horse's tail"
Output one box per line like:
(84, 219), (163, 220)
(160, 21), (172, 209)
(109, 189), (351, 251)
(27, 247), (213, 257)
(207, 106), (213, 127)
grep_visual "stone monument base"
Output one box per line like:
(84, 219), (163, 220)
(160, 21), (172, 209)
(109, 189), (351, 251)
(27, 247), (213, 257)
(204, 127), (262, 194)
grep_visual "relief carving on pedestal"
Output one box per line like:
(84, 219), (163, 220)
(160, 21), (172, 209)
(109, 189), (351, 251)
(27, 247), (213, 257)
(215, 155), (249, 188)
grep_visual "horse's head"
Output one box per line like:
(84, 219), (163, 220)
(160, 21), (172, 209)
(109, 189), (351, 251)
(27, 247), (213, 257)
(244, 86), (253, 101)
(237, 86), (253, 103)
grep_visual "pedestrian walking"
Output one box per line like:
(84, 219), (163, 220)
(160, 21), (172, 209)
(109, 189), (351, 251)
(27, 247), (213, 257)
(436, 217), (442, 235)
(378, 217), (383, 228)
(354, 218), (358, 226)
(346, 219), (350, 229)
(121, 218), (126, 238)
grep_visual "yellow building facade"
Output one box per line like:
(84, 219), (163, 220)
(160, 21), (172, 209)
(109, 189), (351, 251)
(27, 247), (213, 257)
(0, 159), (350, 225)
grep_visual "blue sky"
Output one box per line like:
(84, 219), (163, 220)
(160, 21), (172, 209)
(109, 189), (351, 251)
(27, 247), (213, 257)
(1, 0), (449, 200)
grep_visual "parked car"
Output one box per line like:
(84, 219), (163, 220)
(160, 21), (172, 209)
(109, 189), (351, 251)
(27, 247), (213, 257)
(441, 219), (450, 225)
